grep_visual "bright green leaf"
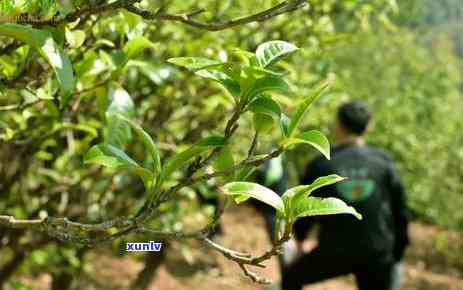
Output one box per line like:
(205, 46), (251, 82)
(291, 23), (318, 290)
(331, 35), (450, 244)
(111, 50), (129, 68)
(160, 135), (226, 183)
(167, 57), (221, 72)
(244, 75), (291, 101)
(293, 196), (362, 220)
(283, 130), (331, 159)
(0, 23), (75, 106)
(104, 114), (132, 149)
(123, 36), (156, 59)
(232, 48), (258, 66)
(104, 86), (135, 148)
(94, 39), (115, 48)
(247, 95), (281, 120)
(128, 61), (173, 85)
(253, 113), (274, 133)
(106, 86), (135, 116)
(234, 165), (256, 182)
(196, 135), (227, 146)
(282, 174), (346, 215)
(212, 145), (235, 173)
(195, 69), (241, 97)
(65, 29), (85, 48)
(85, 144), (137, 167)
(287, 82), (331, 137)
(255, 40), (299, 68)
(234, 195), (251, 203)
(84, 144), (154, 190)
(115, 114), (161, 176)
(222, 182), (285, 213)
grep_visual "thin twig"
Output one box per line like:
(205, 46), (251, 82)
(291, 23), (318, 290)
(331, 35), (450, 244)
(248, 131), (259, 158)
(0, 79), (110, 112)
(0, 99), (40, 112)
(15, 0), (306, 31)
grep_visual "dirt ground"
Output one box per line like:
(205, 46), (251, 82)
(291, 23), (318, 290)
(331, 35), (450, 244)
(13, 205), (463, 290)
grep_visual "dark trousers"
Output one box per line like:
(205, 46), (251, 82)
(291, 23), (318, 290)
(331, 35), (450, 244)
(282, 246), (394, 290)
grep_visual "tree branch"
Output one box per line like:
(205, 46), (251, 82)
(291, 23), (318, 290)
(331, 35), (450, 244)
(0, 79), (110, 112)
(0, 99), (40, 112)
(20, 0), (307, 31)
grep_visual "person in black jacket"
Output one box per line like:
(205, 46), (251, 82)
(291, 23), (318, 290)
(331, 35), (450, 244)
(281, 101), (410, 290)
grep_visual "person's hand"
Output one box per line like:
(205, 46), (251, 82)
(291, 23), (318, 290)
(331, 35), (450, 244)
(282, 239), (304, 266)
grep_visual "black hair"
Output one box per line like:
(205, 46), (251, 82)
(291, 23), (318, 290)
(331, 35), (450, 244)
(337, 101), (371, 135)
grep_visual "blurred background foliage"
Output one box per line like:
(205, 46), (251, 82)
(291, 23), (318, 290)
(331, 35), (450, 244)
(1, 0), (463, 289)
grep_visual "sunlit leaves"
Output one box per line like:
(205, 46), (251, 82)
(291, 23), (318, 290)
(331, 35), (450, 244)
(195, 69), (241, 97)
(128, 61), (174, 85)
(247, 95), (282, 120)
(212, 146), (235, 173)
(232, 48), (258, 66)
(253, 113), (274, 133)
(256, 40), (299, 68)
(84, 144), (154, 190)
(115, 114), (161, 176)
(0, 23), (75, 106)
(106, 86), (135, 116)
(248, 95), (282, 132)
(282, 174), (346, 216)
(110, 51), (129, 69)
(167, 57), (221, 71)
(242, 75), (291, 101)
(65, 29), (86, 49)
(160, 135), (226, 183)
(168, 41), (295, 103)
(222, 182), (285, 213)
(104, 86), (135, 148)
(124, 36), (157, 59)
(283, 130), (331, 160)
(222, 176), (361, 222)
(293, 196), (362, 220)
(287, 81), (331, 137)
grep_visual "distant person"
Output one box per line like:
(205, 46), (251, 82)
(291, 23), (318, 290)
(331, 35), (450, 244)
(281, 101), (410, 290)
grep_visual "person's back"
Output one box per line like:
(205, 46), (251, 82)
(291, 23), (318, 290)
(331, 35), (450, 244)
(282, 101), (409, 290)
(299, 144), (404, 256)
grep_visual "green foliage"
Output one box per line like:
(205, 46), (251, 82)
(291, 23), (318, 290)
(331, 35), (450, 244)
(84, 143), (155, 190)
(168, 42), (295, 105)
(292, 196), (361, 220)
(286, 81), (331, 138)
(168, 40), (331, 160)
(222, 182), (285, 213)
(117, 114), (161, 176)
(0, 0), (461, 287)
(222, 174), (361, 226)
(283, 130), (331, 160)
(104, 86), (136, 148)
(0, 23), (75, 105)
(160, 135), (226, 183)
(0, 0), (57, 16)
(282, 174), (346, 217)
(255, 40), (299, 68)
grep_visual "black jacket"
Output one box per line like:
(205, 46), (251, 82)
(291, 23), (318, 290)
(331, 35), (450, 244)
(294, 143), (410, 261)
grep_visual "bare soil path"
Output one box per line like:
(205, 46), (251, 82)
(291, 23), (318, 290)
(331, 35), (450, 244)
(12, 205), (463, 290)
